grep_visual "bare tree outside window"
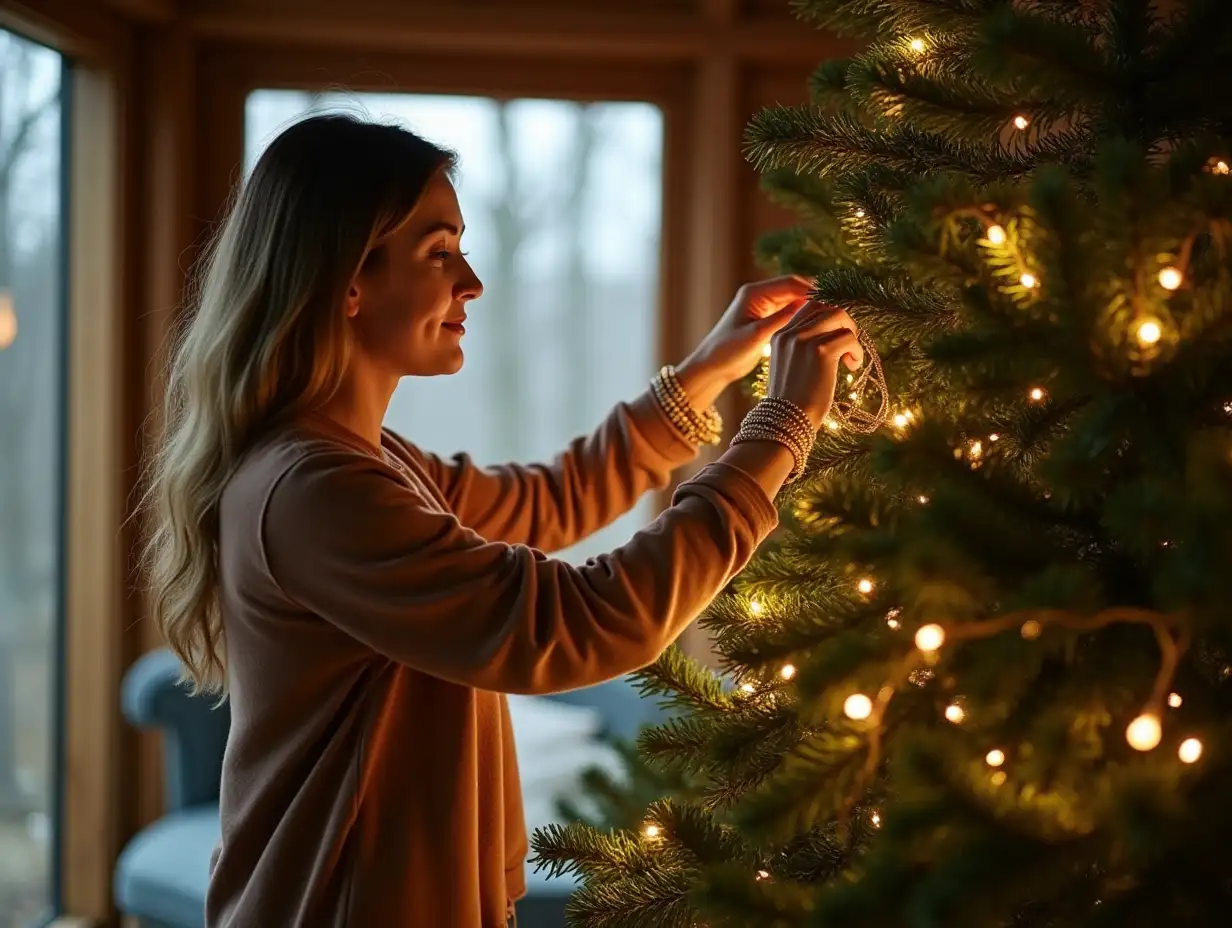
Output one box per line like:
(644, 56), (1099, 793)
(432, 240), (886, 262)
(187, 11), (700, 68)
(0, 27), (65, 928)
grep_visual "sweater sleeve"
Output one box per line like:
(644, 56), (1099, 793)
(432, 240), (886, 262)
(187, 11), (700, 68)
(261, 447), (777, 695)
(389, 390), (700, 553)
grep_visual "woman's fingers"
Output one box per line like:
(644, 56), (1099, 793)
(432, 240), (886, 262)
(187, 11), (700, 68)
(814, 328), (865, 370)
(742, 276), (814, 315)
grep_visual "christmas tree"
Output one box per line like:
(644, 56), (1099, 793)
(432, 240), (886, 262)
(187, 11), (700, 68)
(530, 1), (1232, 925)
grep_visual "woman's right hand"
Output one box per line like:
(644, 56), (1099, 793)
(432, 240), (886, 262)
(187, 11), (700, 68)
(767, 301), (864, 429)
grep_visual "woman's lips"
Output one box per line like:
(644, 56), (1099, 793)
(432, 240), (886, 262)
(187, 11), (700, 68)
(442, 319), (466, 335)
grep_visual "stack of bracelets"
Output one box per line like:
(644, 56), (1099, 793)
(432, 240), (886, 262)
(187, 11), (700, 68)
(730, 396), (814, 484)
(650, 365), (815, 484)
(650, 365), (724, 446)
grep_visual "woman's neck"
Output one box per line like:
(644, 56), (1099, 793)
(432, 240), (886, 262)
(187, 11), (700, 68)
(311, 368), (398, 451)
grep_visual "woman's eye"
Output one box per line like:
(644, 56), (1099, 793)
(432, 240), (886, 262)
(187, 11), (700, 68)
(430, 249), (469, 261)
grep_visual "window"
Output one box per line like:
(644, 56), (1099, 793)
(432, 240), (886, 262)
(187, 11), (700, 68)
(0, 28), (67, 928)
(245, 90), (664, 563)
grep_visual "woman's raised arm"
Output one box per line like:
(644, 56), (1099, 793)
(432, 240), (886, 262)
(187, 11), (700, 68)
(262, 445), (779, 695)
(392, 389), (699, 554)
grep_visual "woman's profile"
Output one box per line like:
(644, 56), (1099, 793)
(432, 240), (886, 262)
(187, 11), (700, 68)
(141, 112), (862, 928)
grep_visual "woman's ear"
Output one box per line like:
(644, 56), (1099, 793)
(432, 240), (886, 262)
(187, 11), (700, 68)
(344, 283), (361, 318)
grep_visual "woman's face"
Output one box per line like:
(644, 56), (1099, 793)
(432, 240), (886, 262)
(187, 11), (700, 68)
(347, 171), (483, 377)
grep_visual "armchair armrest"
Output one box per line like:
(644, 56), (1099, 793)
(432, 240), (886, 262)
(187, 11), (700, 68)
(122, 648), (230, 813)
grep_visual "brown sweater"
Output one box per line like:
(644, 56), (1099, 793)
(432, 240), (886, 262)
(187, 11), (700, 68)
(205, 389), (779, 928)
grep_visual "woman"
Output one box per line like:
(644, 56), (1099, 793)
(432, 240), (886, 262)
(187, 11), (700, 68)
(142, 113), (862, 928)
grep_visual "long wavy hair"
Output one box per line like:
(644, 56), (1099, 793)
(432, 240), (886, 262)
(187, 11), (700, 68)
(140, 112), (457, 694)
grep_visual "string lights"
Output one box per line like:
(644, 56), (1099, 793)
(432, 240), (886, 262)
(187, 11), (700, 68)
(914, 624), (946, 653)
(1179, 738), (1203, 763)
(1135, 317), (1163, 347)
(1158, 266), (1182, 290)
(985, 749), (1006, 767)
(845, 693), (874, 720)
(1126, 713), (1163, 752)
(1012, 114), (1029, 130)
(945, 702), (965, 723)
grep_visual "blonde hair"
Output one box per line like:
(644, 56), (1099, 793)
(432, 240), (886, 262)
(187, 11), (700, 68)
(140, 113), (456, 693)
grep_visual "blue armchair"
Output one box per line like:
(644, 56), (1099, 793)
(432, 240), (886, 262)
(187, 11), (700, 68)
(115, 649), (664, 928)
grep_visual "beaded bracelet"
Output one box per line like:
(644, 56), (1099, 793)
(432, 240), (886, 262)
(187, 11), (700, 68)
(730, 397), (816, 483)
(650, 365), (724, 445)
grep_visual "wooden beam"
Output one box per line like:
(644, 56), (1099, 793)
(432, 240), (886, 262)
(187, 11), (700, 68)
(62, 60), (128, 921)
(99, 0), (178, 23)
(186, 4), (833, 62)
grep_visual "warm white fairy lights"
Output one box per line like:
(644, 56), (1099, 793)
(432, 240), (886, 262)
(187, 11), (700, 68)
(945, 702), (966, 723)
(762, 342), (773, 358)
(1135, 317), (1163, 346)
(1179, 738), (1203, 763)
(885, 607), (902, 630)
(1158, 266), (1183, 290)
(985, 749), (1006, 767)
(1020, 619), (1042, 640)
(1126, 713), (1162, 751)
(870, 810), (882, 827)
(986, 224), (1006, 245)
(909, 37), (925, 52)
(1020, 272), (1037, 289)
(1012, 114), (1029, 130)
(741, 682), (755, 694)
(858, 578), (875, 595)
(644, 824), (661, 839)
(1168, 692), (1182, 708)
(1028, 386), (1046, 402)
(844, 693), (874, 720)
(780, 664), (796, 681)
(914, 623), (945, 653)
(749, 598), (763, 617)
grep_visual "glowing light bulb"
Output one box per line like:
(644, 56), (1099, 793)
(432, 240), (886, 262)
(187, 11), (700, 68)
(917, 494), (930, 504)
(914, 623), (945, 653)
(644, 824), (661, 838)
(1029, 387), (1046, 402)
(1178, 737), (1203, 763)
(909, 37), (925, 52)
(762, 342), (772, 358)
(855, 208), (866, 218)
(1020, 619), (1042, 640)
(756, 869), (771, 881)
(825, 419), (840, 431)
(893, 412), (910, 428)
(749, 598), (762, 616)
(986, 224), (1006, 245)
(858, 578), (874, 595)
(870, 810), (882, 826)
(1126, 713), (1162, 751)
(1158, 266), (1182, 290)
(945, 702), (965, 723)
(1214, 159), (1230, 175)
(885, 607), (902, 630)
(1136, 318), (1163, 346)
(741, 682), (755, 694)
(969, 440), (983, 459)
(846, 373), (855, 383)
(986, 749), (1005, 767)
(988, 433), (1000, 442)
(1168, 692), (1182, 708)
(1013, 114), (1029, 130)
(780, 664), (796, 680)
(844, 693), (874, 720)
(991, 770), (1007, 786)
(1020, 272), (1037, 288)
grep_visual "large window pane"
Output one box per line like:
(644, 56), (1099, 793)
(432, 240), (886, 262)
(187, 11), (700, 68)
(0, 28), (66, 928)
(245, 91), (663, 563)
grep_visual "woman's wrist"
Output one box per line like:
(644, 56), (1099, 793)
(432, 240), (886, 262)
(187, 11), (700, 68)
(673, 352), (731, 412)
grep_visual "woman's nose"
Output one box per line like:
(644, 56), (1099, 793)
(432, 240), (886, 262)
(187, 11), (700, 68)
(457, 261), (483, 301)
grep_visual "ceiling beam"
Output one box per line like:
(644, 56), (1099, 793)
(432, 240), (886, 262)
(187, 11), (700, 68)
(186, 5), (831, 63)
(98, 0), (178, 23)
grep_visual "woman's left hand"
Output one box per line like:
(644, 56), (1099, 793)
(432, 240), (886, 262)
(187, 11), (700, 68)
(675, 275), (813, 409)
